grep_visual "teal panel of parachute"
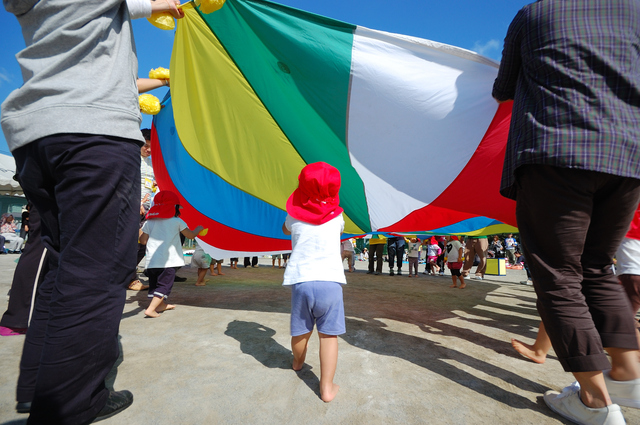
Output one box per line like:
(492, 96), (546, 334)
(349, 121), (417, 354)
(197, 0), (372, 233)
(154, 94), (289, 240)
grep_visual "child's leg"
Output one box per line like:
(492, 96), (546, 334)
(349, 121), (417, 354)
(156, 299), (175, 312)
(450, 275), (457, 288)
(147, 268), (176, 314)
(459, 274), (466, 289)
(145, 296), (163, 318)
(291, 331), (312, 371)
(216, 261), (224, 275)
(318, 332), (340, 402)
(195, 268), (208, 286)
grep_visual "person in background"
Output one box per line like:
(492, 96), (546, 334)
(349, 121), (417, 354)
(19, 203), (30, 240)
(367, 235), (386, 275)
(140, 191), (203, 317)
(406, 237), (421, 278)
(387, 236), (405, 276)
(504, 233), (518, 265)
(446, 236), (465, 289)
(341, 238), (355, 273)
(1, 214), (24, 254)
(462, 235), (488, 280)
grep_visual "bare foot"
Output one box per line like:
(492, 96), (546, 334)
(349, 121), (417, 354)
(459, 283), (466, 289)
(195, 279), (209, 286)
(144, 309), (160, 318)
(449, 284), (457, 288)
(292, 359), (305, 371)
(156, 302), (176, 313)
(217, 271), (225, 276)
(511, 338), (546, 364)
(320, 383), (340, 402)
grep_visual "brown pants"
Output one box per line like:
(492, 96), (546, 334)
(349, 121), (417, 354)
(620, 274), (640, 313)
(516, 165), (640, 372)
(462, 238), (488, 277)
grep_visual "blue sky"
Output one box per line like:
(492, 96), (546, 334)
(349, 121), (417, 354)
(0, 0), (530, 156)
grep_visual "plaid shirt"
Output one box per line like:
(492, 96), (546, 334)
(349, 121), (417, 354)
(493, 0), (640, 200)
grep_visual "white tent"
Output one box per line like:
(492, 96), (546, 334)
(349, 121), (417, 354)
(0, 153), (21, 196)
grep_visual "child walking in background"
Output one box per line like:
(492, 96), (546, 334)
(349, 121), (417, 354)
(406, 237), (421, 277)
(191, 243), (224, 286)
(282, 162), (346, 403)
(427, 236), (442, 275)
(446, 236), (465, 289)
(140, 191), (203, 317)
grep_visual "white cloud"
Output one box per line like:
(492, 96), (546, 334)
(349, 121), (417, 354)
(0, 68), (12, 85)
(472, 39), (501, 58)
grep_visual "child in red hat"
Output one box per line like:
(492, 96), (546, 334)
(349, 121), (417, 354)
(140, 191), (203, 317)
(282, 162), (346, 402)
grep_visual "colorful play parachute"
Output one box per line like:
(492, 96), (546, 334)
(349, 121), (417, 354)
(151, 0), (517, 258)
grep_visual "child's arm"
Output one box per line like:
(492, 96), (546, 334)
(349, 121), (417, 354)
(181, 225), (204, 240)
(458, 246), (464, 260)
(139, 232), (149, 245)
(282, 222), (291, 236)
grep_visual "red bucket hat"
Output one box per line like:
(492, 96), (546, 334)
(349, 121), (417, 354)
(286, 162), (343, 225)
(146, 190), (181, 220)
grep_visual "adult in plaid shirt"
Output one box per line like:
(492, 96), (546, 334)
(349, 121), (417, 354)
(493, 1), (640, 424)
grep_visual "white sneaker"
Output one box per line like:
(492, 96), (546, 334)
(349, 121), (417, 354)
(604, 370), (640, 408)
(475, 275), (483, 280)
(544, 383), (626, 425)
(520, 279), (533, 285)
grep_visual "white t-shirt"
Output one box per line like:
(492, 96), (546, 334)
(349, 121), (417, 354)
(407, 242), (421, 258)
(445, 240), (463, 262)
(427, 244), (441, 257)
(341, 239), (355, 252)
(283, 214), (346, 285)
(142, 217), (188, 269)
(616, 237), (640, 276)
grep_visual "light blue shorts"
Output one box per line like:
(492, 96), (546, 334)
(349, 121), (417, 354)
(290, 281), (346, 337)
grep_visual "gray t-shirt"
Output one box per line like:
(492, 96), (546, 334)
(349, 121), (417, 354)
(1, 0), (144, 151)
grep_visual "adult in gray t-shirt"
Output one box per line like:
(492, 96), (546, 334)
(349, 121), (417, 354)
(1, 0), (179, 423)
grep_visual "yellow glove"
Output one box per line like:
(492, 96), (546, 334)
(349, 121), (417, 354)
(147, 13), (175, 30)
(196, 0), (226, 14)
(149, 67), (170, 80)
(139, 94), (161, 115)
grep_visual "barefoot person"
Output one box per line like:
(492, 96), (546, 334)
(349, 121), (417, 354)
(191, 242), (218, 286)
(446, 236), (465, 289)
(511, 321), (553, 364)
(281, 162), (346, 403)
(140, 191), (203, 317)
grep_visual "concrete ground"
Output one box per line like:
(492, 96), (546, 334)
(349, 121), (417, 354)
(1, 254), (639, 425)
